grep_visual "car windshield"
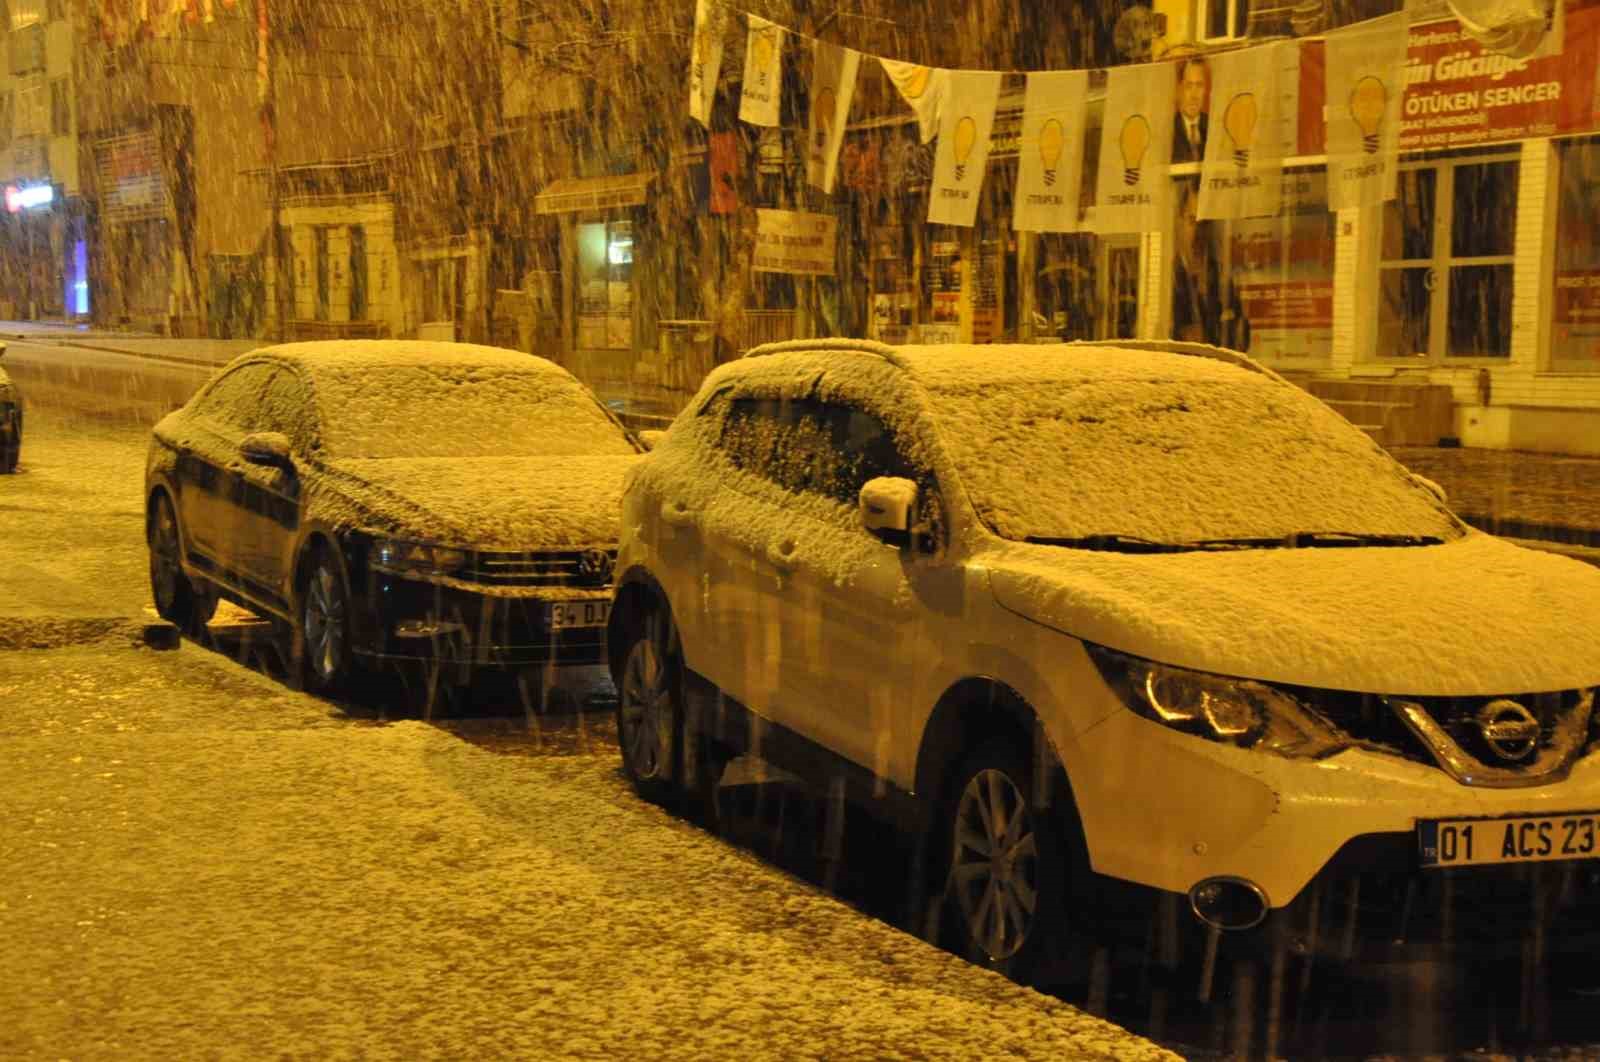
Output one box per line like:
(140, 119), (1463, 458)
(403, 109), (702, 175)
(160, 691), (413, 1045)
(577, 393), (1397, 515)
(919, 356), (1462, 547)
(310, 363), (637, 460)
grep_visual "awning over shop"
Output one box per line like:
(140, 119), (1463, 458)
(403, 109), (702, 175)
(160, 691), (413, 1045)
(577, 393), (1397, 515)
(535, 172), (654, 215)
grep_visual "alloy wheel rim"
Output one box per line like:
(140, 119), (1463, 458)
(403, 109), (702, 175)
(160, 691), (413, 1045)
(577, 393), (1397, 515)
(150, 503), (181, 612)
(304, 565), (345, 680)
(952, 767), (1040, 961)
(619, 638), (670, 780)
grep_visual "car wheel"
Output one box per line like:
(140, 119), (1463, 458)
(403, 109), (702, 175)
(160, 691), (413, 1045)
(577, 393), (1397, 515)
(941, 738), (1070, 982)
(147, 493), (216, 635)
(297, 546), (353, 693)
(0, 408), (18, 473)
(616, 610), (685, 805)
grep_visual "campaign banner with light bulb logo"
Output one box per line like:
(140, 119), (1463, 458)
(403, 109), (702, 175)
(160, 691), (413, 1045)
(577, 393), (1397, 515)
(881, 59), (948, 145)
(688, 0), (727, 128)
(1198, 42), (1291, 221)
(739, 16), (783, 127)
(806, 40), (862, 193)
(927, 71), (1004, 227)
(1325, 12), (1408, 209)
(1093, 63), (1174, 234)
(1013, 70), (1089, 233)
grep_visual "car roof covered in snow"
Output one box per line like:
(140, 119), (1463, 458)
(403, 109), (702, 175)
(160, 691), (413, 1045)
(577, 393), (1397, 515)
(236, 339), (567, 374)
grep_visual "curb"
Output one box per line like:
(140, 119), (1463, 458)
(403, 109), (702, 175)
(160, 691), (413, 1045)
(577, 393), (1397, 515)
(56, 340), (241, 370)
(1457, 513), (1600, 551)
(1501, 537), (1600, 568)
(0, 616), (145, 651)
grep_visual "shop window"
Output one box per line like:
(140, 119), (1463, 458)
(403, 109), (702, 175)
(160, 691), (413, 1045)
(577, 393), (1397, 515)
(1226, 170), (1335, 361)
(1551, 137), (1600, 370)
(349, 225), (367, 321)
(313, 226), (330, 322)
(921, 227), (963, 345)
(1378, 153), (1517, 360)
(577, 219), (633, 350)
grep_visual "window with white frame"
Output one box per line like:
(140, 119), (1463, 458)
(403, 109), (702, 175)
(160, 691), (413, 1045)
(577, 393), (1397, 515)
(1200, 0), (1247, 41)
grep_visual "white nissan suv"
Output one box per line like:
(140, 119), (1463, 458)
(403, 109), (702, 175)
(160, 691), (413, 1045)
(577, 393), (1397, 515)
(607, 338), (1600, 982)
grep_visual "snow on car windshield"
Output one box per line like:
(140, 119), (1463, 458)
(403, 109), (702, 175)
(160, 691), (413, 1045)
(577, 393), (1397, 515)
(910, 346), (1462, 545)
(311, 363), (636, 460)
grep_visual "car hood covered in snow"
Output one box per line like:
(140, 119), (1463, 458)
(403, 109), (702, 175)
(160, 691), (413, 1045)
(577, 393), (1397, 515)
(987, 532), (1600, 696)
(325, 454), (641, 550)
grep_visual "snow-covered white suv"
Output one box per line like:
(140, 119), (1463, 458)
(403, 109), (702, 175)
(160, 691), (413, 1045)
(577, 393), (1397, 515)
(607, 338), (1600, 981)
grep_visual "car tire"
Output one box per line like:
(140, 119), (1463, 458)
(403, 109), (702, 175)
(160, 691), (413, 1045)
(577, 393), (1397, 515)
(147, 492), (217, 635)
(295, 545), (355, 694)
(938, 737), (1072, 984)
(615, 608), (691, 806)
(1, 408), (18, 473)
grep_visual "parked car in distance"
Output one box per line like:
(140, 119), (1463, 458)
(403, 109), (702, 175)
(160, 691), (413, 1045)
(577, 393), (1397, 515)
(145, 340), (642, 696)
(0, 341), (19, 473)
(608, 337), (1600, 984)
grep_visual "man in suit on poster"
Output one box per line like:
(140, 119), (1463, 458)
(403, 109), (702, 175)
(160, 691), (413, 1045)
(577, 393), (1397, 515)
(1172, 55), (1210, 164)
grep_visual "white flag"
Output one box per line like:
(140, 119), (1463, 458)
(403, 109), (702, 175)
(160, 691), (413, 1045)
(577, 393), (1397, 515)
(1198, 42), (1289, 221)
(1092, 63), (1174, 234)
(881, 59), (948, 145)
(1013, 70), (1088, 233)
(806, 41), (860, 193)
(688, 0), (725, 128)
(927, 71), (1003, 228)
(739, 16), (782, 127)
(1325, 12), (1408, 210)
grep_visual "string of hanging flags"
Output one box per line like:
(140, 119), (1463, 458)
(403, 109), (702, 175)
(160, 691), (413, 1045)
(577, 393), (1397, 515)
(688, 1), (1600, 231)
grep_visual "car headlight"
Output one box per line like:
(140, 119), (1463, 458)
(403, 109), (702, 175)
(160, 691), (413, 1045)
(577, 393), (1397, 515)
(372, 537), (469, 574)
(1087, 644), (1348, 759)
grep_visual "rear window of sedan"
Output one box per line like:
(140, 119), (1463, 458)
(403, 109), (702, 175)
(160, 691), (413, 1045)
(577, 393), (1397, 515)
(309, 363), (637, 460)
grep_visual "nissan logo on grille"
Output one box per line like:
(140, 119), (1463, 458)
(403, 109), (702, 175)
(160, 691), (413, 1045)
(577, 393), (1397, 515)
(578, 549), (614, 585)
(1475, 699), (1540, 762)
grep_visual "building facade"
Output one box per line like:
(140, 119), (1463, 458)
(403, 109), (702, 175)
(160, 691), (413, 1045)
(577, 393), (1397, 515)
(0, 0), (87, 321)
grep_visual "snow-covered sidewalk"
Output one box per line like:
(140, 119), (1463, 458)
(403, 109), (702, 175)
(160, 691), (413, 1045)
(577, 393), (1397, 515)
(0, 638), (1175, 1060)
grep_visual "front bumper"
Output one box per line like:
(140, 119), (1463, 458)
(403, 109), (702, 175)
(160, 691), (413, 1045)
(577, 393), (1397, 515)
(352, 569), (609, 670)
(1071, 707), (1600, 911)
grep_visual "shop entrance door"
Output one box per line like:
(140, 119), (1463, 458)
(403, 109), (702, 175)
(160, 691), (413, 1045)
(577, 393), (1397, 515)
(1376, 151), (1519, 362)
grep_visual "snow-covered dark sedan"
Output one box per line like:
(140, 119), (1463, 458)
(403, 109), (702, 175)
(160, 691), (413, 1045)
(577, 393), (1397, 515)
(144, 341), (643, 695)
(0, 341), (19, 473)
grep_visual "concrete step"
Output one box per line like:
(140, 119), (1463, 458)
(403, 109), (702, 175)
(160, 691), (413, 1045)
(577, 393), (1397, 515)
(1297, 378), (1455, 447)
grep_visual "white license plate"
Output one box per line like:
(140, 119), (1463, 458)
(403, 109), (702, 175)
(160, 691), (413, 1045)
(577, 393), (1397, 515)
(1418, 812), (1600, 868)
(549, 600), (610, 630)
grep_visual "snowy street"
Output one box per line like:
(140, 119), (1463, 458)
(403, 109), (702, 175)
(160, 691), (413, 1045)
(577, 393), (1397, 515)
(1, 400), (1174, 1058)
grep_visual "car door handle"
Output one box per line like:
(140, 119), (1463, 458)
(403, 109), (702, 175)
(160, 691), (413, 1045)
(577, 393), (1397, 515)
(768, 537), (798, 571)
(660, 500), (695, 527)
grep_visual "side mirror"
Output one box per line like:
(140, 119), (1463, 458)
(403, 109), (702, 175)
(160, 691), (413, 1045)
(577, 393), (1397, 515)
(638, 429), (666, 452)
(240, 431), (293, 468)
(859, 476), (917, 548)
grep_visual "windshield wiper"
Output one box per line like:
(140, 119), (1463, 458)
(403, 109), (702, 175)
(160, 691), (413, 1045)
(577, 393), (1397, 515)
(1190, 537), (1289, 551)
(1024, 533), (1192, 554)
(1283, 531), (1445, 548)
